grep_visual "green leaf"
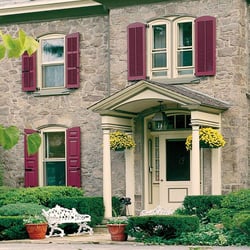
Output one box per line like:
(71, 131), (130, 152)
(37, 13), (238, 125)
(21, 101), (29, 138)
(7, 38), (22, 58)
(0, 44), (6, 60)
(27, 133), (41, 155)
(18, 29), (26, 48)
(24, 36), (39, 56)
(0, 126), (20, 150)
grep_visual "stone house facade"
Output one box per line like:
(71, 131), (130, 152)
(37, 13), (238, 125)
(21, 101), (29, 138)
(0, 0), (249, 217)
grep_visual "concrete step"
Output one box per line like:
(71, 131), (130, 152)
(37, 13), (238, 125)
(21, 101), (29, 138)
(93, 225), (108, 234)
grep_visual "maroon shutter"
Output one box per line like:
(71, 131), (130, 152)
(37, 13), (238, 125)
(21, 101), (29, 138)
(24, 129), (38, 187)
(66, 127), (81, 187)
(66, 33), (80, 88)
(127, 22), (146, 80)
(195, 16), (216, 76)
(22, 52), (37, 91)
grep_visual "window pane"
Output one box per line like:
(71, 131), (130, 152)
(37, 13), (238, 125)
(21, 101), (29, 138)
(178, 22), (192, 47)
(43, 65), (64, 87)
(45, 161), (65, 186)
(153, 25), (166, 49)
(153, 53), (167, 68)
(42, 38), (64, 63)
(45, 132), (65, 158)
(152, 71), (168, 77)
(177, 50), (193, 67)
(166, 140), (190, 181)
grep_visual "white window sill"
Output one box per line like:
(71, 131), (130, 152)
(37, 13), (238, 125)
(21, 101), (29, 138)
(150, 76), (201, 85)
(33, 88), (71, 97)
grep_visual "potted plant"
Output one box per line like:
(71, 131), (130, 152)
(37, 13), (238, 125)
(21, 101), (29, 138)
(185, 127), (226, 151)
(23, 214), (48, 239)
(107, 215), (128, 241)
(110, 131), (136, 151)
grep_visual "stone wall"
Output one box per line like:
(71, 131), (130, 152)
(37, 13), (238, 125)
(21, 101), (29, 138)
(0, 16), (109, 196)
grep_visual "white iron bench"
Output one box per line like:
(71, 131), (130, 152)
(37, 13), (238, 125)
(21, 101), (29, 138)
(42, 205), (93, 237)
(139, 205), (175, 216)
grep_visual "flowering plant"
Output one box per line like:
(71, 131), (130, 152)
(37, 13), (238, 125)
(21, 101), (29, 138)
(185, 127), (226, 151)
(110, 131), (136, 151)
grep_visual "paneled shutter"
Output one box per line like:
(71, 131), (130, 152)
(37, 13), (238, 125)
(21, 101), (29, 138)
(66, 33), (80, 88)
(22, 52), (37, 91)
(127, 22), (146, 80)
(66, 127), (81, 187)
(24, 129), (38, 187)
(195, 16), (216, 76)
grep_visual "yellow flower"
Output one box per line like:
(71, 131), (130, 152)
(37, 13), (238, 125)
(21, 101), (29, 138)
(110, 131), (136, 151)
(185, 127), (226, 151)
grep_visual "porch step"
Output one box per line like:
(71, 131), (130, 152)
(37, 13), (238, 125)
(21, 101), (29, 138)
(94, 224), (108, 234)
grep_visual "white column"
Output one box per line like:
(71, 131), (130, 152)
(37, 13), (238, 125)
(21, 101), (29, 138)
(125, 148), (135, 215)
(103, 129), (112, 218)
(191, 125), (201, 195)
(211, 148), (222, 194)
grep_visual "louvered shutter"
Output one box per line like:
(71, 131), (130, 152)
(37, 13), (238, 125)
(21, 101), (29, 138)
(22, 52), (37, 91)
(66, 127), (81, 187)
(195, 16), (216, 76)
(24, 129), (38, 187)
(127, 22), (146, 80)
(66, 33), (80, 88)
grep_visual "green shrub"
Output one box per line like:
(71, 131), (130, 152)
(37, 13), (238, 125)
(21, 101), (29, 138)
(127, 215), (199, 242)
(180, 195), (224, 223)
(231, 211), (250, 236)
(0, 202), (48, 216)
(0, 186), (84, 206)
(207, 208), (236, 224)
(166, 223), (229, 246)
(221, 189), (250, 210)
(0, 216), (27, 240)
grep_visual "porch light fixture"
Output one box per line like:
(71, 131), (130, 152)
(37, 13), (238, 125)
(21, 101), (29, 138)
(151, 101), (168, 131)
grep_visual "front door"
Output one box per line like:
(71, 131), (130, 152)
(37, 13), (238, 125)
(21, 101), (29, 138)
(159, 134), (191, 210)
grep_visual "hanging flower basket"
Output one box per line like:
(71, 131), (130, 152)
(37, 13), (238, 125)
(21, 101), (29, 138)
(110, 131), (136, 151)
(185, 127), (226, 151)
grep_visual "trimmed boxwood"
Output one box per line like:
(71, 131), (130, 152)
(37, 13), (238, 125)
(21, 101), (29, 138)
(0, 186), (84, 206)
(127, 215), (199, 241)
(0, 216), (28, 240)
(181, 195), (224, 222)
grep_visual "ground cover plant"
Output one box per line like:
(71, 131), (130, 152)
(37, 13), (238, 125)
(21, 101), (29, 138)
(127, 190), (250, 246)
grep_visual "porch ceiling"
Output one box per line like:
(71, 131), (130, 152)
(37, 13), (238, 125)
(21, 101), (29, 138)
(88, 80), (230, 118)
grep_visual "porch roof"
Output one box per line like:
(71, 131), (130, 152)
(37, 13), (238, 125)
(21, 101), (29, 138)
(88, 80), (230, 117)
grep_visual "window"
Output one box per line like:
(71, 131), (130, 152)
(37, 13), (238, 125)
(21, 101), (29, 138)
(127, 15), (216, 81)
(24, 127), (81, 187)
(43, 130), (66, 186)
(22, 32), (80, 92)
(148, 17), (194, 79)
(39, 35), (65, 89)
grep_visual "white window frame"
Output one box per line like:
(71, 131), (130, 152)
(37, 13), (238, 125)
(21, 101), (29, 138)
(37, 34), (66, 90)
(38, 126), (67, 186)
(147, 16), (195, 79)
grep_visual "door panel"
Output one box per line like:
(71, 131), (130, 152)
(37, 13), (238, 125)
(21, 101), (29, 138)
(159, 137), (191, 210)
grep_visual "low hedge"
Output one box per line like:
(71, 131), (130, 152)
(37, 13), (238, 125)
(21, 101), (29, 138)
(181, 195), (224, 223)
(0, 216), (28, 240)
(0, 202), (48, 216)
(0, 186), (84, 207)
(127, 215), (199, 241)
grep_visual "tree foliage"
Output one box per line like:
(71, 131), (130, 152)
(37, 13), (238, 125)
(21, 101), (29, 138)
(0, 30), (40, 154)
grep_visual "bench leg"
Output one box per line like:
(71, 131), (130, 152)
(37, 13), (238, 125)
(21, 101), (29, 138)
(77, 223), (93, 235)
(47, 224), (65, 237)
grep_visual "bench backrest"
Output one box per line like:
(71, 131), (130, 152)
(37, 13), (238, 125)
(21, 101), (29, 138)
(42, 205), (91, 223)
